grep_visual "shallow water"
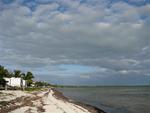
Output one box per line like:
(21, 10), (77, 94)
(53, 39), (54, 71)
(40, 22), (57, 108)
(58, 86), (150, 113)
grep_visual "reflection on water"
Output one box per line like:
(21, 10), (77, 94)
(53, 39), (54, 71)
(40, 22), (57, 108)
(58, 86), (150, 113)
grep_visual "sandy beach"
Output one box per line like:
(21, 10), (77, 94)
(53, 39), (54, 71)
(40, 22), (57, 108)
(0, 89), (105, 113)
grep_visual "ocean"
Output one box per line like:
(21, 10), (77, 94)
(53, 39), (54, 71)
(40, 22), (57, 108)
(57, 86), (150, 113)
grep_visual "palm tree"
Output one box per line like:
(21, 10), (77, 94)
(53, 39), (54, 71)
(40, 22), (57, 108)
(24, 71), (34, 86)
(0, 65), (9, 77)
(21, 72), (26, 79)
(13, 70), (22, 77)
(0, 65), (8, 87)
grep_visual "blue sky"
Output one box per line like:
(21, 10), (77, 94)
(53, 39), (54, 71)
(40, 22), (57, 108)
(0, 0), (150, 85)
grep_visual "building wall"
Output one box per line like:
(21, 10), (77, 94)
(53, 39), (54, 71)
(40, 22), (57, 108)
(4, 77), (26, 87)
(22, 79), (26, 87)
(10, 78), (21, 87)
(4, 78), (11, 86)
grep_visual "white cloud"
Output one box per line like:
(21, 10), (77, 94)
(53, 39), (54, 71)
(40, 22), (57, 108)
(0, 0), (150, 85)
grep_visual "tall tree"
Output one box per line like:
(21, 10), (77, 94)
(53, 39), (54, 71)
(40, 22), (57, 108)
(0, 65), (7, 86)
(0, 65), (8, 77)
(8, 71), (14, 78)
(21, 73), (26, 79)
(24, 71), (34, 80)
(24, 71), (34, 86)
(13, 70), (21, 77)
(0, 76), (6, 87)
(0, 65), (9, 77)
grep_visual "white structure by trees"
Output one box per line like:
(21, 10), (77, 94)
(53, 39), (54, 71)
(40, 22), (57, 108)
(4, 77), (26, 88)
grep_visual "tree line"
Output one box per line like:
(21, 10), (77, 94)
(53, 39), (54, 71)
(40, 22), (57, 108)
(0, 65), (34, 87)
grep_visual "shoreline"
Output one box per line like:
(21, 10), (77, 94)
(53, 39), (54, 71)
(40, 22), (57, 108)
(0, 88), (106, 113)
(52, 88), (106, 113)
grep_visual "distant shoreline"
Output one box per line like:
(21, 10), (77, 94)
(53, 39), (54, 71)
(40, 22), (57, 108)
(53, 85), (150, 88)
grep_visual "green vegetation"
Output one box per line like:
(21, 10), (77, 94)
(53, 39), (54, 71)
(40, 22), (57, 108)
(0, 76), (6, 87)
(0, 65), (35, 87)
(35, 81), (51, 87)
(25, 87), (43, 92)
(13, 70), (22, 78)
(0, 66), (7, 87)
(0, 65), (9, 78)
(23, 71), (34, 86)
(0, 65), (52, 89)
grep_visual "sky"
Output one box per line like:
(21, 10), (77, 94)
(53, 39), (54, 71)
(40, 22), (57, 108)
(0, 0), (150, 85)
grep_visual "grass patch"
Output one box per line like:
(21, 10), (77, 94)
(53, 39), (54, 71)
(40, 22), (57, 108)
(25, 87), (44, 92)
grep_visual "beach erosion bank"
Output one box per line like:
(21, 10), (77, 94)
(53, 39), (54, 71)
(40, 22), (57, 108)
(0, 88), (106, 113)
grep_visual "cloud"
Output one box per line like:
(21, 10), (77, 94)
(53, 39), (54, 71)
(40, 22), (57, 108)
(0, 0), (150, 85)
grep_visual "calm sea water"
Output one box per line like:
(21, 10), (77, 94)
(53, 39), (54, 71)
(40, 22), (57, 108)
(57, 86), (150, 113)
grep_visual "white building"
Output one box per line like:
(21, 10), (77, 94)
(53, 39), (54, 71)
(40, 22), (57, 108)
(4, 77), (26, 87)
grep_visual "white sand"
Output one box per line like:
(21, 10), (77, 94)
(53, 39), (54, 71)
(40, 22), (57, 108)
(0, 90), (32, 101)
(0, 89), (91, 113)
(43, 90), (90, 113)
(9, 107), (37, 113)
